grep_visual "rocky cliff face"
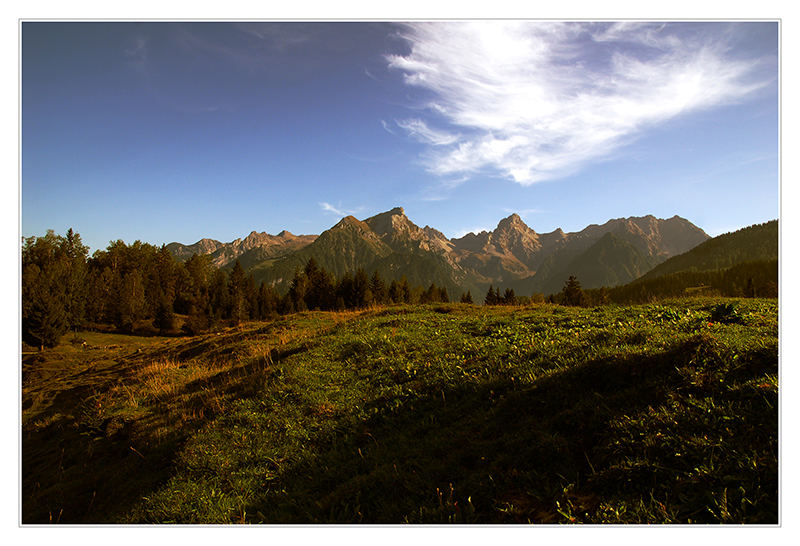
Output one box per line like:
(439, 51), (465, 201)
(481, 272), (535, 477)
(365, 207), (455, 255)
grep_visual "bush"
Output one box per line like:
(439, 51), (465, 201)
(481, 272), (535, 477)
(710, 302), (743, 324)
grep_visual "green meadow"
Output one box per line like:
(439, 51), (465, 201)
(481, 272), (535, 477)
(22, 297), (778, 524)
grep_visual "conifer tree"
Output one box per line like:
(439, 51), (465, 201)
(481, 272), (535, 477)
(745, 277), (756, 298)
(399, 276), (411, 303)
(208, 269), (229, 320)
(484, 285), (497, 305)
(229, 260), (249, 324)
(115, 269), (146, 332)
(561, 275), (585, 307)
(460, 290), (473, 304)
(370, 270), (388, 305)
(422, 283), (437, 303)
(388, 279), (402, 304)
(22, 229), (88, 345)
(304, 258), (335, 310)
(337, 272), (355, 308)
(353, 268), (373, 308)
(256, 282), (278, 319)
(62, 228), (88, 330)
(26, 285), (68, 350)
(154, 295), (176, 334)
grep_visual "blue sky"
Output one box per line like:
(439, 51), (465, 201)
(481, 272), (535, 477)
(21, 21), (779, 253)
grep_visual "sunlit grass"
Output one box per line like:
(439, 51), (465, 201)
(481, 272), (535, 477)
(22, 298), (778, 524)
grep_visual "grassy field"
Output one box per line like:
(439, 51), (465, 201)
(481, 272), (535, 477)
(21, 297), (778, 524)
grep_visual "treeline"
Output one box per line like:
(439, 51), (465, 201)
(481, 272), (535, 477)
(585, 259), (778, 305)
(481, 285), (546, 306)
(282, 257), (450, 314)
(21, 229), (455, 348)
(640, 221), (778, 280)
(22, 229), (780, 348)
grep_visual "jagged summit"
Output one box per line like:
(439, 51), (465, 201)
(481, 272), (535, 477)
(364, 207), (454, 255)
(167, 209), (712, 294)
(495, 213), (534, 233)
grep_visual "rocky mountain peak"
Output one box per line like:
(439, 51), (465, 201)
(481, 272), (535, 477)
(495, 213), (532, 234)
(365, 207), (417, 237)
(491, 213), (541, 259)
(334, 215), (365, 229)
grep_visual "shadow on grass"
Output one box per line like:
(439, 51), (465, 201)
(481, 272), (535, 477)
(21, 342), (302, 524)
(240, 338), (777, 524)
(23, 333), (777, 524)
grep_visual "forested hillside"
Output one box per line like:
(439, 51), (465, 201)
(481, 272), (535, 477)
(640, 221), (777, 280)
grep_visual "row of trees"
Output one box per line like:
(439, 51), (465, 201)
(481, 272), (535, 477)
(21, 229), (456, 347)
(585, 260), (778, 305)
(483, 285), (518, 306)
(22, 229), (88, 349)
(23, 228), (778, 348)
(282, 257), (450, 313)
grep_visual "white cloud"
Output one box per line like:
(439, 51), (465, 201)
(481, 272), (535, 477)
(380, 119), (395, 135)
(452, 225), (493, 239)
(503, 207), (544, 217)
(319, 202), (361, 217)
(395, 118), (461, 146)
(386, 22), (771, 185)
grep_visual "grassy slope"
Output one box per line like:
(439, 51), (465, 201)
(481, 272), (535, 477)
(22, 299), (778, 524)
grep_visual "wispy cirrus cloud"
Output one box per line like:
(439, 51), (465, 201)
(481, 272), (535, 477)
(503, 207), (545, 217)
(386, 21), (773, 185)
(319, 202), (362, 217)
(394, 118), (461, 146)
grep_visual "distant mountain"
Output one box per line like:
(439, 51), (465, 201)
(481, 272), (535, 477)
(249, 209), (470, 295)
(639, 220), (778, 281)
(166, 230), (317, 269)
(533, 232), (658, 294)
(167, 207), (711, 297)
(593, 220), (779, 303)
(249, 215), (393, 287)
(523, 215), (709, 294)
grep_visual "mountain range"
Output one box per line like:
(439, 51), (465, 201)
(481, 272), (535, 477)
(167, 207), (711, 296)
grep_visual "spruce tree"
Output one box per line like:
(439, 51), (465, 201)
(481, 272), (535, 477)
(388, 280), (402, 304)
(484, 285), (497, 305)
(561, 275), (585, 306)
(257, 282), (278, 319)
(370, 270), (388, 305)
(24, 273), (68, 349)
(154, 295), (176, 334)
(62, 228), (88, 330)
(353, 268), (373, 308)
(229, 260), (249, 324)
(399, 276), (411, 303)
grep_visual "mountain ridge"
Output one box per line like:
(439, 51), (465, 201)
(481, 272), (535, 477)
(167, 207), (712, 294)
